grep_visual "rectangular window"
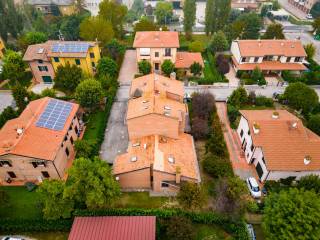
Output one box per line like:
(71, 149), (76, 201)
(251, 144), (254, 152)
(0, 160), (12, 167)
(294, 57), (301, 62)
(256, 163), (264, 179)
(65, 147), (70, 156)
(75, 59), (81, 65)
(31, 161), (46, 168)
(286, 57), (291, 63)
(7, 171), (16, 178)
(53, 57), (59, 62)
(161, 182), (169, 188)
(241, 57), (247, 63)
(91, 62), (95, 67)
(38, 60), (43, 64)
(262, 157), (265, 164)
(75, 126), (78, 135)
(165, 48), (171, 57)
(42, 76), (52, 83)
(70, 136), (74, 144)
(41, 171), (50, 178)
(240, 129), (244, 137)
(38, 66), (48, 72)
(248, 130), (251, 135)
(90, 52), (95, 58)
(155, 52), (159, 57)
(254, 57), (259, 63)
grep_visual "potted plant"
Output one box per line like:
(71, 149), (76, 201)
(253, 122), (260, 134)
(272, 111), (279, 119)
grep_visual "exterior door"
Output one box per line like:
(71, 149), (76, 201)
(154, 63), (159, 71)
(42, 76), (53, 84)
(256, 163), (264, 180)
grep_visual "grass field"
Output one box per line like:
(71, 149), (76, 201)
(83, 109), (107, 141)
(179, 34), (211, 50)
(0, 186), (42, 219)
(114, 192), (167, 209)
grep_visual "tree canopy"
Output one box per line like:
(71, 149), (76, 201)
(177, 182), (207, 210)
(155, 1), (173, 25)
(80, 16), (114, 46)
(138, 60), (152, 75)
(134, 18), (159, 33)
(209, 31), (229, 53)
(64, 157), (120, 209)
(54, 63), (83, 93)
(205, 0), (231, 35)
(284, 82), (319, 114)
(0, 0), (23, 41)
(228, 87), (248, 107)
(263, 188), (320, 240)
(2, 50), (26, 83)
(97, 57), (119, 78)
(75, 78), (104, 110)
(304, 43), (316, 60)
(183, 0), (196, 39)
(37, 179), (74, 220)
(161, 59), (175, 76)
(263, 23), (284, 39)
(307, 114), (320, 136)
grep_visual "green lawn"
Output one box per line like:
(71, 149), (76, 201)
(288, 16), (312, 25)
(179, 34), (211, 49)
(0, 186), (42, 219)
(83, 109), (107, 141)
(114, 192), (167, 209)
(194, 224), (232, 240)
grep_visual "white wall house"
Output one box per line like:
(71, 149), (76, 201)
(230, 40), (307, 74)
(237, 110), (320, 182)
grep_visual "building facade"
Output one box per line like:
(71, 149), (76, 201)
(23, 40), (100, 84)
(113, 74), (201, 193)
(0, 97), (81, 184)
(231, 39), (307, 74)
(288, 0), (317, 14)
(0, 37), (5, 59)
(27, 0), (77, 16)
(133, 31), (203, 75)
(237, 110), (320, 182)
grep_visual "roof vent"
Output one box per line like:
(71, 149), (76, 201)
(253, 122), (260, 134)
(304, 155), (311, 165)
(292, 122), (298, 128)
(168, 155), (175, 163)
(131, 156), (137, 162)
(272, 111), (279, 119)
(38, 48), (44, 54)
(281, 42), (284, 46)
(16, 128), (24, 136)
(132, 142), (140, 147)
(142, 100), (149, 103)
(164, 106), (171, 110)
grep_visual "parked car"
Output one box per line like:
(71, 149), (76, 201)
(1, 237), (25, 240)
(246, 224), (256, 240)
(246, 177), (262, 198)
(306, 14), (313, 19)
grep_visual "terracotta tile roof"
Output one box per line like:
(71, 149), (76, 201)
(133, 31), (179, 48)
(113, 134), (200, 181)
(130, 74), (184, 98)
(232, 56), (307, 71)
(127, 74), (186, 120)
(231, 2), (258, 9)
(23, 42), (52, 62)
(68, 216), (156, 240)
(0, 97), (79, 161)
(235, 40), (307, 57)
(175, 52), (204, 69)
(240, 110), (320, 171)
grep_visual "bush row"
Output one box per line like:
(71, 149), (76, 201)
(0, 219), (72, 232)
(74, 208), (249, 240)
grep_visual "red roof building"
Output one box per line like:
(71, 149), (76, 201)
(68, 216), (156, 240)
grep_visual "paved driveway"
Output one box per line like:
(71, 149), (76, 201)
(100, 50), (137, 164)
(216, 102), (256, 180)
(0, 91), (14, 114)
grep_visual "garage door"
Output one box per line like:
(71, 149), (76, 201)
(42, 76), (53, 83)
(256, 163), (264, 180)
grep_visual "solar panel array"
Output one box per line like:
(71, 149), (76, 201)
(51, 43), (90, 53)
(36, 99), (73, 131)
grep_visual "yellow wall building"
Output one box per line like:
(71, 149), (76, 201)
(0, 37), (5, 59)
(47, 41), (101, 76)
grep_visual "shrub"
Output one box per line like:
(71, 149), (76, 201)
(191, 117), (210, 140)
(190, 62), (203, 76)
(216, 54), (230, 74)
(97, 57), (119, 78)
(248, 91), (256, 104)
(255, 96), (273, 107)
(74, 139), (96, 158)
(247, 200), (259, 213)
(165, 217), (194, 240)
(138, 60), (152, 75)
(75, 78), (104, 110)
(0, 106), (18, 128)
(54, 63), (83, 93)
(227, 104), (240, 127)
(161, 59), (175, 76)
(191, 92), (216, 120)
(203, 154), (233, 178)
(177, 182), (207, 210)
(228, 87), (248, 107)
(307, 114), (320, 135)
(297, 174), (320, 194)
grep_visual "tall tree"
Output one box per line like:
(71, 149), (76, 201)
(312, 17), (320, 34)
(304, 43), (316, 59)
(80, 16), (114, 46)
(12, 85), (29, 112)
(97, 57), (119, 78)
(37, 179), (74, 220)
(155, 1), (173, 25)
(134, 18), (159, 33)
(263, 188), (320, 240)
(205, 0), (231, 35)
(54, 63), (83, 93)
(64, 157), (120, 209)
(263, 23), (285, 39)
(99, 0), (128, 38)
(228, 13), (262, 40)
(183, 0), (196, 39)
(75, 78), (104, 110)
(2, 50), (26, 84)
(209, 31), (229, 53)
(177, 182), (207, 210)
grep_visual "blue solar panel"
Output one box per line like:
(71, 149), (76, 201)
(51, 43), (90, 53)
(36, 99), (73, 131)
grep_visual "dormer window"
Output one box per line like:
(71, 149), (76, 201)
(164, 106), (171, 110)
(168, 155), (175, 163)
(132, 142), (140, 147)
(131, 156), (137, 162)
(0, 160), (12, 167)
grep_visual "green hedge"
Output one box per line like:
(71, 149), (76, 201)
(73, 208), (249, 240)
(0, 219), (72, 232)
